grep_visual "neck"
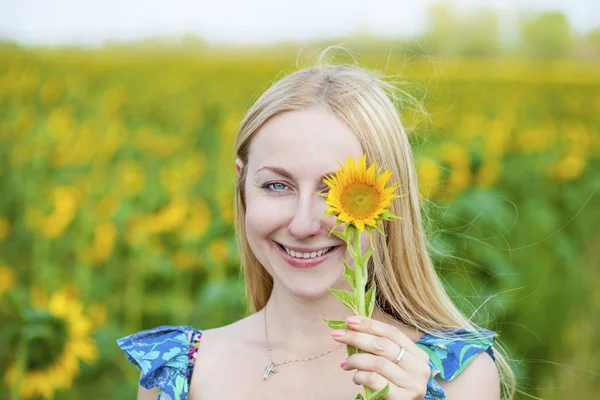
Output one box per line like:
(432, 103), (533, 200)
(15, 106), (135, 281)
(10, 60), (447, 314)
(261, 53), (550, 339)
(261, 282), (357, 360)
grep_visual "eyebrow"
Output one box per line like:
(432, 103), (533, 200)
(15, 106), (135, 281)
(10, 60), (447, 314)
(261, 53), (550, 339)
(255, 166), (336, 181)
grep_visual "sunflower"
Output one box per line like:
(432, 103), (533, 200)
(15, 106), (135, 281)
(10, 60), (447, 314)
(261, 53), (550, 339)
(321, 154), (401, 233)
(4, 285), (99, 399)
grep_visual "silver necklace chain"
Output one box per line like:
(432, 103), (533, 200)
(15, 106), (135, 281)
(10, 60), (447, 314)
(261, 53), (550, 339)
(263, 305), (344, 371)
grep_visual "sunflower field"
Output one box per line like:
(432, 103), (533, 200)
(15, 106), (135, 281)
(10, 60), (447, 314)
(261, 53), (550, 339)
(0, 44), (599, 399)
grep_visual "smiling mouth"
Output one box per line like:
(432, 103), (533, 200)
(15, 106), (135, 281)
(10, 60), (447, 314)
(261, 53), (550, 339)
(274, 242), (342, 260)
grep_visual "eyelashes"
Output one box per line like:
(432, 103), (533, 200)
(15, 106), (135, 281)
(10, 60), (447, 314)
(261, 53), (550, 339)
(261, 181), (288, 193)
(259, 181), (329, 195)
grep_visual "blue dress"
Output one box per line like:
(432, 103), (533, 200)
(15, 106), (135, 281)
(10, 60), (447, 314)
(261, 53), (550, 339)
(117, 325), (496, 400)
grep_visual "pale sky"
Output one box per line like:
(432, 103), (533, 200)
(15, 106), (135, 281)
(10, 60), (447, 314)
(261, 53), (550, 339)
(0, 0), (598, 46)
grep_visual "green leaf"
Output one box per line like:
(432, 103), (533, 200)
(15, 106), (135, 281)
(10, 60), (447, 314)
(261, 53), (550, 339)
(347, 344), (360, 357)
(369, 383), (390, 399)
(329, 288), (358, 313)
(365, 283), (376, 318)
(343, 262), (356, 290)
(330, 229), (348, 242)
(380, 210), (395, 219)
(360, 247), (375, 264)
(381, 209), (403, 221)
(355, 394), (364, 400)
(319, 316), (350, 330)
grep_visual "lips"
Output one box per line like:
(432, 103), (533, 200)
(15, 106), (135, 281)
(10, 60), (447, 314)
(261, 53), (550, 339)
(273, 241), (341, 268)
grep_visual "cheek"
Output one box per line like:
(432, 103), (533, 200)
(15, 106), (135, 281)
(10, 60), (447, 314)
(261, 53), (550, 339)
(245, 197), (290, 239)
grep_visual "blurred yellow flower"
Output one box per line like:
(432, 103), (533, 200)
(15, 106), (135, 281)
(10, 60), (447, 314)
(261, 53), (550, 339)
(160, 166), (188, 196)
(0, 265), (16, 295)
(87, 302), (108, 331)
(0, 218), (10, 240)
(417, 158), (441, 198)
(39, 78), (64, 105)
(91, 222), (118, 265)
(515, 120), (556, 154)
(551, 154), (587, 181)
(117, 160), (146, 197)
(448, 166), (472, 196)
(563, 122), (592, 157)
(42, 186), (81, 239)
(4, 286), (99, 399)
(457, 113), (487, 142)
(172, 250), (197, 270)
(93, 194), (121, 219)
(97, 121), (126, 162)
(208, 238), (229, 264)
(476, 161), (502, 188)
(485, 116), (513, 157)
(217, 188), (235, 223)
(47, 106), (74, 140)
(160, 155), (207, 195)
(438, 142), (470, 170)
(150, 199), (188, 233)
(181, 198), (211, 240)
(102, 85), (126, 115)
(13, 108), (34, 137)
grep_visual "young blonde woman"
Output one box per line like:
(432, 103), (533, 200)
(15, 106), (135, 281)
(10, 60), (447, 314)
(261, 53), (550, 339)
(117, 50), (516, 400)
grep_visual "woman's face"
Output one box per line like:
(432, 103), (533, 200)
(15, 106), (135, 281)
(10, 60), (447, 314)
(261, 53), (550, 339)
(237, 106), (371, 300)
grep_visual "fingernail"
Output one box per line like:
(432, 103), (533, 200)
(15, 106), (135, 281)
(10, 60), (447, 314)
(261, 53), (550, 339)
(331, 329), (345, 338)
(346, 316), (361, 326)
(340, 359), (347, 368)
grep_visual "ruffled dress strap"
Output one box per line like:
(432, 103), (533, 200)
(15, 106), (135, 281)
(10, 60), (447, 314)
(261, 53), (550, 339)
(415, 328), (496, 400)
(117, 325), (203, 400)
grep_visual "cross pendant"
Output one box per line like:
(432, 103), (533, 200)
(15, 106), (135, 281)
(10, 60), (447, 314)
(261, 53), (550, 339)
(263, 363), (278, 381)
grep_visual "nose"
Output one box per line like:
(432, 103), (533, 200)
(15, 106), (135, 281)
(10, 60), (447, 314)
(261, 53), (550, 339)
(288, 192), (325, 238)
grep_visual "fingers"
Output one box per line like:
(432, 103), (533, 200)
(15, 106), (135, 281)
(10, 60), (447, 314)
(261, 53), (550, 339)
(352, 370), (389, 392)
(345, 316), (430, 364)
(331, 316), (432, 399)
(346, 354), (428, 399)
(332, 329), (423, 370)
(343, 352), (412, 387)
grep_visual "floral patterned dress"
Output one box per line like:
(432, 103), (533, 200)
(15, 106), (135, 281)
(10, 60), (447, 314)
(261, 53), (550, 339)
(116, 325), (496, 400)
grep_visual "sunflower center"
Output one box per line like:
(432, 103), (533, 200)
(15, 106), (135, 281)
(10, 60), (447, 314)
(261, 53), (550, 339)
(24, 312), (69, 371)
(340, 183), (380, 219)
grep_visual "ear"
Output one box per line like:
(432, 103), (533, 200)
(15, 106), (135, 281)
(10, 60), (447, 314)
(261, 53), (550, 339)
(235, 158), (244, 179)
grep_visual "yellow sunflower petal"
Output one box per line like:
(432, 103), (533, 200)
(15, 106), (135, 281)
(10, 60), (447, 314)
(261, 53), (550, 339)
(321, 154), (399, 232)
(355, 219), (365, 232)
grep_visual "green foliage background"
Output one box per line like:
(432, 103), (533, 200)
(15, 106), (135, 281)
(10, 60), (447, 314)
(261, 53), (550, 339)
(0, 37), (598, 399)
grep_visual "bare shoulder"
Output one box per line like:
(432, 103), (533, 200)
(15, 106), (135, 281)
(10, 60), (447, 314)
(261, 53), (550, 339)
(199, 312), (260, 348)
(193, 312), (263, 365)
(438, 352), (500, 400)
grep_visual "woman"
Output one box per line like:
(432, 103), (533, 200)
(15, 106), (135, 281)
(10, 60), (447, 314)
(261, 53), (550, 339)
(117, 50), (515, 400)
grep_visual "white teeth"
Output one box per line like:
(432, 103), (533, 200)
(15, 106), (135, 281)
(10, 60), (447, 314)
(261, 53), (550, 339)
(283, 246), (332, 259)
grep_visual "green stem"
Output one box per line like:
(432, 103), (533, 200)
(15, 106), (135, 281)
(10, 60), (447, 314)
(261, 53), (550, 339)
(351, 229), (376, 400)
(353, 229), (366, 317)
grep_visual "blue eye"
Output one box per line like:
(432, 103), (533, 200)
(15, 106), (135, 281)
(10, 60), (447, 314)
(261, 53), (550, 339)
(262, 182), (289, 193)
(260, 182), (329, 195)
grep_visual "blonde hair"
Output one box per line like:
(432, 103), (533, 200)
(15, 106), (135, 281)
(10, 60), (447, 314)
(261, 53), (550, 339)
(233, 47), (516, 398)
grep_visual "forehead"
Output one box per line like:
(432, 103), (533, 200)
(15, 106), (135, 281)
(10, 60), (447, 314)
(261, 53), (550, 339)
(247, 107), (363, 176)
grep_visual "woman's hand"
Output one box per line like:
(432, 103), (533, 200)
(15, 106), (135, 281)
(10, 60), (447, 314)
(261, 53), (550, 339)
(331, 316), (431, 400)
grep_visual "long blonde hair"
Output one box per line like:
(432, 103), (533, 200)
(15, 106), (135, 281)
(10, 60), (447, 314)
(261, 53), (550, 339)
(233, 48), (516, 398)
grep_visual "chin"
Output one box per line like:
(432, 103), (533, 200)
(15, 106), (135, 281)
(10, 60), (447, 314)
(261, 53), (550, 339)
(277, 273), (342, 301)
